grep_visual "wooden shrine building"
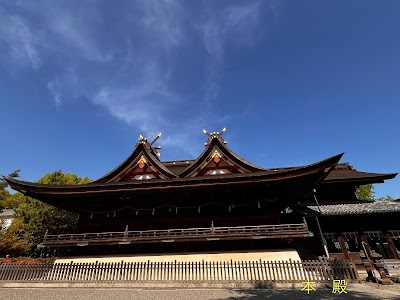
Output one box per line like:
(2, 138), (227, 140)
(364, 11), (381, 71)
(5, 129), (399, 259)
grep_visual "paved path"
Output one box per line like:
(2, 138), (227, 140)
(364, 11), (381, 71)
(0, 284), (399, 300)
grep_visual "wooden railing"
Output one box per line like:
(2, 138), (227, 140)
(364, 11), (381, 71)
(383, 259), (400, 275)
(43, 223), (311, 247)
(0, 259), (360, 282)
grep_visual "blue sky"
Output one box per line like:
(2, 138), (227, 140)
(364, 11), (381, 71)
(1, 0), (399, 199)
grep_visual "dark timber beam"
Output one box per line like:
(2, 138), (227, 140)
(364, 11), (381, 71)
(385, 233), (400, 260)
(337, 235), (350, 260)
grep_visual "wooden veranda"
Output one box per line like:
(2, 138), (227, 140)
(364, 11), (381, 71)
(42, 223), (312, 247)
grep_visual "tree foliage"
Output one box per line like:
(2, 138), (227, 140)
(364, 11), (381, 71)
(37, 170), (91, 185)
(0, 218), (31, 257)
(355, 184), (397, 202)
(0, 170), (20, 190)
(0, 170), (20, 210)
(0, 190), (11, 211)
(0, 170), (92, 257)
(355, 184), (375, 201)
(376, 195), (395, 201)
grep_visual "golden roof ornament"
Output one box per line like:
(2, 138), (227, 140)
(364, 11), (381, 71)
(203, 128), (227, 146)
(138, 133), (162, 156)
(138, 134), (147, 144)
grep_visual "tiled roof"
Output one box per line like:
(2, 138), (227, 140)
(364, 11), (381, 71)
(305, 201), (400, 215)
(0, 208), (16, 218)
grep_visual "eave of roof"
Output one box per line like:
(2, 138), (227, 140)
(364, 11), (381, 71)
(250, 163), (397, 185)
(5, 153), (343, 196)
(295, 201), (400, 216)
(322, 168), (397, 184)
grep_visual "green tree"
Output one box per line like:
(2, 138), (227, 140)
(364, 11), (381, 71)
(376, 195), (395, 201)
(0, 190), (10, 211)
(0, 218), (31, 257)
(37, 170), (91, 185)
(355, 184), (375, 201)
(2, 192), (25, 210)
(0, 170), (20, 190)
(0, 170), (20, 210)
(0, 170), (92, 257)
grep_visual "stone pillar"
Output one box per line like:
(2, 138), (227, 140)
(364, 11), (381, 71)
(385, 233), (400, 260)
(337, 235), (350, 260)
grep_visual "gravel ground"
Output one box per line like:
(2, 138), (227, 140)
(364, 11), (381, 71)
(0, 284), (399, 300)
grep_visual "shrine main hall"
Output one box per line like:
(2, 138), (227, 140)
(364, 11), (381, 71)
(6, 129), (399, 260)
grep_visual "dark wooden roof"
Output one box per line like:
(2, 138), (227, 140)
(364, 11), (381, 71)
(163, 160), (193, 176)
(235, 162), (396, 185)
(4, 132), (397, 213)
(321, 163), (397, 185)
(5, 153), (343, 212)
(7, 153), (342, 194)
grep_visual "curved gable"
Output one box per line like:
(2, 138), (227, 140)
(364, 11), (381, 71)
(179, 136), (265, 178)
(94, 140), (177, 183)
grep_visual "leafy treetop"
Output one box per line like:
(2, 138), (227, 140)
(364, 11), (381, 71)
(355, 184), (375, 201)
(0, 170), (92, 258)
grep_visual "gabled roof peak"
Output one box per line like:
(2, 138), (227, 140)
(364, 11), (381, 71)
(93, 132), (177, 183)
(179, 130), (267, 177)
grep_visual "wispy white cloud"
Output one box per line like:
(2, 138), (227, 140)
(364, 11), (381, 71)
(10, 1), (113, 64)
(45, 68), (81, 107)
(0, 0), (276, 156)
(47, 80), (62, 107)
(196, 1), (263, 114)
(223, 2), (262, 38)
(14, 16), (41, 69)
(0, 10), (41, 70)
(139, 0), (183, 51)
(92, 61), (178, 131)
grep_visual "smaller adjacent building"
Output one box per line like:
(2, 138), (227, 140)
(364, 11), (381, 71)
(294, 201), (400, 260)
(0, 209), (16, 231)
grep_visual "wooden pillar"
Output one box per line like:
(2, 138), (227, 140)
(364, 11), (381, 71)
(360, 234), (376, 281)
(337, 235), (350, 260)
(360, 234), (372, 256)
(385, 233), (400, 260)
(361, 234), (392, 284)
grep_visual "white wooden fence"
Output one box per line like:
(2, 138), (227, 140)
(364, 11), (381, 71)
(0, 259), (360, 282)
